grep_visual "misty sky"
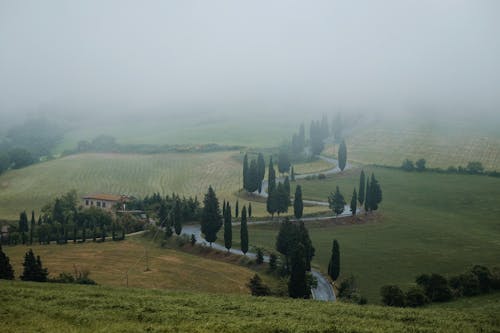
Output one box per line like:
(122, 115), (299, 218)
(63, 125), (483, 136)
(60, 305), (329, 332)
(1, 0), (499, 115)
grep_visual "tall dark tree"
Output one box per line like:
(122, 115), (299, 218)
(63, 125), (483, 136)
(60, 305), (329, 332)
(224, 202), (232, 251)
(268, 157), (276, 193)
(235, 200), (239, 219)
(248, 203), (252, 218)
(257, 153), (266, 193)
(240, 206), (248, 255)
(266, 190), (277, 218)
(30, 210), (36, 245)
(288, 243), (309, 299)
(246, 159), (260, 193)
(200, 186), (222, 246)
(328, 186), (346, 218)
(20, 249), (48, 282)
(364, 177), (370, 213)
(358, 170), (366, 205)
(0, 244), (15, 280)
(293, 185), (304, 220)
(309, 121), (324, 155)
(242, 153), (249, 190)
(367, 173), (383, 212)
(158, 201), (168, 226)
(298, 221), (315, 271)
(350, 188), (357, 216)
(19, 211), (29, 245)
(328, 240), (340, 281)
(283, 176), (291, 206)
(290, 166), (295, 182)
(338, 139), (347, 171)
(275, 183), (289, 216)
(278, 150), (291, 175)
(174, 198), (183, 235)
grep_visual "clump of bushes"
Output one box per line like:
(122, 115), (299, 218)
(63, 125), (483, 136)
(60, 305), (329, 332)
(49, 266), (97, 285)
(247, 274), (270, 296)
(381, 265), (500, 307)
(337, 275), (368, 305)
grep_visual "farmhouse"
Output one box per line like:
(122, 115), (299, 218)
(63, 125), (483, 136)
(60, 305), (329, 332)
(82, 194), (131, 211)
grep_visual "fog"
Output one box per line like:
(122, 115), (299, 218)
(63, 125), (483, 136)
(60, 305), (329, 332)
(1, 0), (499, 119)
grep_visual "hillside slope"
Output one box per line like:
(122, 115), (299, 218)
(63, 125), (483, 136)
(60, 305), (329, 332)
(1, 281), (499, 332)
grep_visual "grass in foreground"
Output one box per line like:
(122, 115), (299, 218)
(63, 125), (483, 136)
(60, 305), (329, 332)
(238, 167), (500, 302)
(1, 281), (499, 333)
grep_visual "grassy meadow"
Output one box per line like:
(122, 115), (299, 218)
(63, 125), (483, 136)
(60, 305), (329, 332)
(1, 281), (499, 333)
(1, 236), (267, 294)
(0, 151), (331, 220)
(236, 167), (500, 302)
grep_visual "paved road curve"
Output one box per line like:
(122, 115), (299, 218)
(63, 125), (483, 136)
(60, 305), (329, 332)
(181, 224), (336, 302)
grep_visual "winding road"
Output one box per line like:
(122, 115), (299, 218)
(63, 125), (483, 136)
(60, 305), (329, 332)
(181, 156), (352, 302)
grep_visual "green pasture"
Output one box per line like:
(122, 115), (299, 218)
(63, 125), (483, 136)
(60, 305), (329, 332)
(238, 167), (500, 303)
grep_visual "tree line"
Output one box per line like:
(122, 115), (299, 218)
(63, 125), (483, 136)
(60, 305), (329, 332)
(381, 265), (500, 307)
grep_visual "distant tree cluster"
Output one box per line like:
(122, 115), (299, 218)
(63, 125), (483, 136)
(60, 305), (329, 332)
(400, 159), (498, 177)
(242, 153), (266, 193)
(0, 117), (65, 175)
(266, 158), (291, 218)
(381, 265), (500, 307)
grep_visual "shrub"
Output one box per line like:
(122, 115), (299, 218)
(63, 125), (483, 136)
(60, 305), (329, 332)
(470, 265), (493, 293)
(405, 286), (429, 307)
(175, 234), (190, 247)
(337, 275), (359, 301)
(318, 173), (326, 180)
(416, 273), (453, 302)
(380, 285), (405, 307)
(466, 161), (484, 174)
(247, 274), (270, 296)
(268, 253), (278, 272)
(256, 248), (264, 265)
(449, 273), (480, 297)
(190, 234), (196, 246)
(401, 159), (414, 171)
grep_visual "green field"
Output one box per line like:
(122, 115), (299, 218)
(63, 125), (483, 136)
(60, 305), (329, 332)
(1, 281), (499, 332)
(342, 114), (500, 170)
(0, 151), (330, 220)
(237, 167), (500, 302)
(2, 236), (267, 294)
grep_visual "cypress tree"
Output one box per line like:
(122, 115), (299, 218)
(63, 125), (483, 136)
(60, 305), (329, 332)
(328, 186), (346, 218)
(200, 186), (222, 246)
(276, 183), (288, 216)
(73, 223), (78, 243)
(369, 173), (383, 211)
(248, 203), (252, 218)
(358, 170), (366, 205)
(298, 123), (306, 151)
(328, 240), (340, 281)
(294, 185), (303, 220)
(174, 198), (183, 235)
(240, 206), (248, 255)
(246, 159), (259, 193)
(268, 157), (276, 193)
(30, 210), (35, 245)
(19, 211), (29, 245)
(0, 244), (15, 280)
(222, 199), (226, 217)
(278, 150), (291, 175)
(364, 176), (370, 214)
(224, 202), (232, 251)
(242, 153), (249, 191)
(288, 243), (308, 299)
(298, 221), (315, 271)
(235, 200), (239, 219)
(21, 249), (48, 282)
(284, 176), (291, 206)
(158, 201), (168, 227)
(266, 190), (276, 218)
(291, 166), (295, 182)
(257, 153), (266, 193)
(338, 139), (347, 171)
(350, 188), (357, 216)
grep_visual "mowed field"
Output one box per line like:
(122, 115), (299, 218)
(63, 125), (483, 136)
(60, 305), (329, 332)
(342, 115), (500, 170)
(1, 281), (499, 333)
(2, 236), (260, 294)
(0, 151), (329, 220)
(237, 167), (500, 303)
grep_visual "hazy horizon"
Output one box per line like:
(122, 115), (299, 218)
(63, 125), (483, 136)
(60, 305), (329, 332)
(1, 0), (499, 119)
